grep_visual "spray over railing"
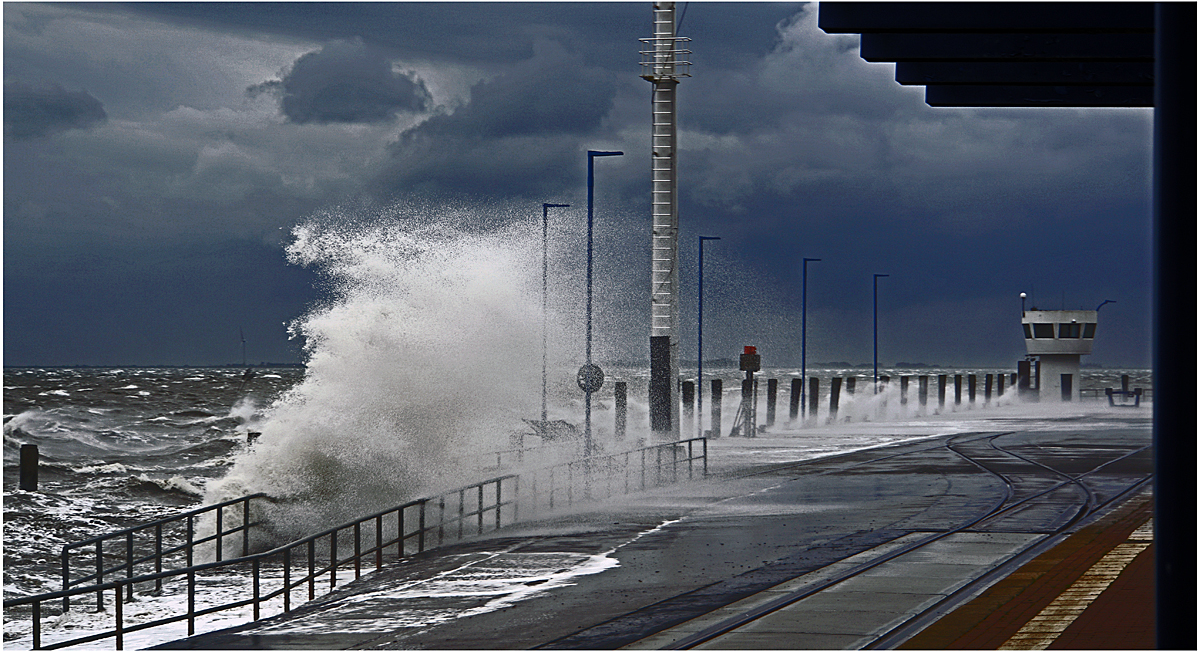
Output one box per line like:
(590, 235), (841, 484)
(5, 437), (707, 650)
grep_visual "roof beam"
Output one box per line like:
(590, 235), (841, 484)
(818, 2), (1154, 34)
(895, 61), (1154, 86)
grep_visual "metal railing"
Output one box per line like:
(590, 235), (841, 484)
(521, 437), (707, 513)
(59, 493), (268, 613)
(6, 438), (707, 650)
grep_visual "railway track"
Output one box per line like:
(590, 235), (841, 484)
(643, 431), (1152, 650)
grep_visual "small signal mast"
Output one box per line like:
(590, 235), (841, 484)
(641, 2), (692, 440)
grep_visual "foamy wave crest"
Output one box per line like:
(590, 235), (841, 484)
(206, 201), (564, 542)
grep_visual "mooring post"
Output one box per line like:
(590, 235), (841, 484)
(968, 375), (977, 405)
(766, 378), (777, 427)
(709, 379), (722, 439)
(1018, 361), (1031, 397)
(918, 375), (929, 413)
(829, 377), (842, 423)
(808, 376), (820, 420)
(985, 374), (994, 403)
(20, 444), (38, 491)
(997, 373), (1006, 397)
(614, 381), (627, 441)
(1121, 374), (1130, 393)
(681, 380), (695, 437)
(846, 376), (856, 396)
(937, 375), (947, 410)
(900, 375), (909, 406)
(789, 378), (802, 422)
(954, 374), (963, 406)
(878, 375), (890, 417)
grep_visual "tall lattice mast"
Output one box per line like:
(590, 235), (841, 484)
(640, 2), (691, 439)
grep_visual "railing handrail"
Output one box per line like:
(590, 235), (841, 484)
(6, 476), (521, 609)
(10, 439), (706, 650)
(62, 493), (269, 551)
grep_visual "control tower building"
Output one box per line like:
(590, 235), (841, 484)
(1021, 307), (1098, 401)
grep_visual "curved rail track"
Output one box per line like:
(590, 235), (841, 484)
(660, 431), (1152, 650)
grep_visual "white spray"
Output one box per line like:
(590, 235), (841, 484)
(205, 200), (578, 543)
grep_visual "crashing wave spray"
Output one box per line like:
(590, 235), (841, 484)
(205, 200), (576, 543)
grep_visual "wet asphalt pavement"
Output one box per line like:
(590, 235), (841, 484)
(153, 411), (1152, 650)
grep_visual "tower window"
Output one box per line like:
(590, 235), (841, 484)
(1059, 323), (1081, 338)
(1023, 324), (1033, 339)
(1033, 323), (1054, 338)
(1083, 323), (1097, 338)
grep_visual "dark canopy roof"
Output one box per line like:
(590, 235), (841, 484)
(818, 2), (1154, 107)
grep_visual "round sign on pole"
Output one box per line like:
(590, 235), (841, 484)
(577, 364), (605, 393)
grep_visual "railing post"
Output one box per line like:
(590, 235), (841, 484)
(330, 530), (338, 590)
(115, 586), (123, 650)
(126, 532), (134, 602)
(398, 508), (405, 558)
(438, 497), (446, 545)
(375, 515), (383, 569)
(284, 548), (292, 613)
(458, 489), (465, 540)
(215, 505), (223, 562)
(419, 501), (427, 553)
(95, 540), (104, 612)
(243, 498), (251, 557)
(252, 557), (261, 621)
(353, 522), (361, 579)
(495, 480), (502, 530)
(155, 524), (164, 593)
(308, 540), (316, 600)
(478, 484), (485, 535)
(32, 600), (41, 649)
(187, 568), (195, 635)
(62, 547), (70, 613)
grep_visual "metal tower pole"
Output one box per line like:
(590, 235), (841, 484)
(641, 1), (691, 440)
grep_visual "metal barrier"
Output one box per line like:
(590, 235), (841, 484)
(521, 438), (707, 513)
(59, 493), (268, 614)
(6, 438), (706, 650)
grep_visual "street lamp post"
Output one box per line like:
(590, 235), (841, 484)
(874, 273), (889, 392)
(801, 258), (821, 416)
(542, 203), (570, 425)
(583, 150), (623, 454)
(698, 235), (720, 437)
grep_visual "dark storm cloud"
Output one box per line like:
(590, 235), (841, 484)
(3, 81), (107, 141)
(376, 40), (620, 197)
(250, 38), (432, 125)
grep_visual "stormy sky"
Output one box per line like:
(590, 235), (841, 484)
(4, 2), (1154, 368)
